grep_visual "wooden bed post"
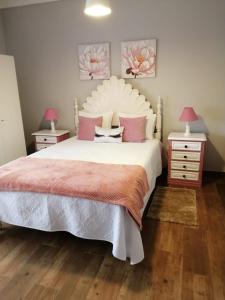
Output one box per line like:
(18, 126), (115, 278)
(74, 98), (79, 135)
(155, 96), (162, 141)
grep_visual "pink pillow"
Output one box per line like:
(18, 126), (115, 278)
(78, 116), (102, 141)
(119, 116), (146, 142)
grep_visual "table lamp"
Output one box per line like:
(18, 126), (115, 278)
(179, 107), (198, 137)
(84, 0), (112, 17)
(44, 108), (58, 132)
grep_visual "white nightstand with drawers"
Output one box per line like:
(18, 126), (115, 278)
(167, 132), (207, 187)
(32, 129), (70, 151)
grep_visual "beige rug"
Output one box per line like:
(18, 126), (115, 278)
(147, 186), (198, 226)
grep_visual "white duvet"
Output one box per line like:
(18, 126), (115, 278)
(0, 137), (162, 264)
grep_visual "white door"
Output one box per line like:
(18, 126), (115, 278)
(0, 54), (26, 166)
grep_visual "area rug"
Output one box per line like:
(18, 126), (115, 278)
(147, 186), (198, 226)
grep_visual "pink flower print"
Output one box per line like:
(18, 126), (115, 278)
(79, 45), (110, 80)
(122, 44), (156, 78)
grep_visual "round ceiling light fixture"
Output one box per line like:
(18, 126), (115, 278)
(84, 0), (112, 17)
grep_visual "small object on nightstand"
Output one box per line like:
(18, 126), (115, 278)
(44, 108), (58, 132)
(32, 129), (70, 151)
(179, 107), (198, 137)
(167, 132), (207, 187)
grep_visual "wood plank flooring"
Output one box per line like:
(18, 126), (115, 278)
(0, 172), (225, 300)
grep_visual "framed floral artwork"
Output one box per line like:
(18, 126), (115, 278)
(78, 43), (110, 80)
(121, 39), (156, 78)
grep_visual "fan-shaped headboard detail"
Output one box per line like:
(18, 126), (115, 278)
(74, 76), (162, 140)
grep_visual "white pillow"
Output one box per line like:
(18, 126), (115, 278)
(94, 126), (124, 143)
(118, 112), (156, 140)
(79, 111), (113, 129)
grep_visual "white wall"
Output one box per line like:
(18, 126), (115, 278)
(0, 0), (60, 9)
(2, 0), (225, 171)
(0, 11), (6, 53)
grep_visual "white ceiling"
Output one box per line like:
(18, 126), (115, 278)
(0, 0), (61, 9)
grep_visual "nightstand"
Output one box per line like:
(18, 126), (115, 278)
(32, 129), (70, 151)
(168, 132), (207, 187)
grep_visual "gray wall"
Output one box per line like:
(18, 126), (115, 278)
(2, 0), (225, 171)
(0, 11), (6, 53)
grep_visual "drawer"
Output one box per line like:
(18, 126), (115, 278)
(170, 170), (199, 181)
(36, 143), (53, 151)
(172, 141), (201, 151)
(171, 160), (200, 171)
(35, 135), (57, 144)
(172, 151), (200, 161)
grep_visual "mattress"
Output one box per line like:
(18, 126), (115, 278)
(0, 137), (162, 264)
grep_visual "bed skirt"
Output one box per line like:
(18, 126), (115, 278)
(0, 190), (151, 264)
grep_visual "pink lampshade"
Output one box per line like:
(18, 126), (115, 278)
(44, 108), (58, 121)
(179, 107), (198, 122)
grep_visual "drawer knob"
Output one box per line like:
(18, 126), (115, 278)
(182, 174), (186, 178)
(184, 145), (188, 149)
(44, 138), (47, 141)
(184, 155), (187, 159)
(183, 165), (186, 168)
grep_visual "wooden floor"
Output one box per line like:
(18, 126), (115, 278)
(0, 172), (225, 300)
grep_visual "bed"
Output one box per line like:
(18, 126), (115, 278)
(0, 76), (162, 264)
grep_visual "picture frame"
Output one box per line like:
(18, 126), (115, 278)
(121, 39), (156, 79)
(78, 43), (110, 80)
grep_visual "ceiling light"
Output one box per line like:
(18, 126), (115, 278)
(84, 0), (112, 17)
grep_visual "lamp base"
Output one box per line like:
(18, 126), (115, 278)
(184, 122), (190, 137)
(50, 120), (56, 132)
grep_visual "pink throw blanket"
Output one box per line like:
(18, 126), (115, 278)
(0, 157), (149, 229)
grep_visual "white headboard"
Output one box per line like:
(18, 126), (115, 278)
(74, 76), (162, 140)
